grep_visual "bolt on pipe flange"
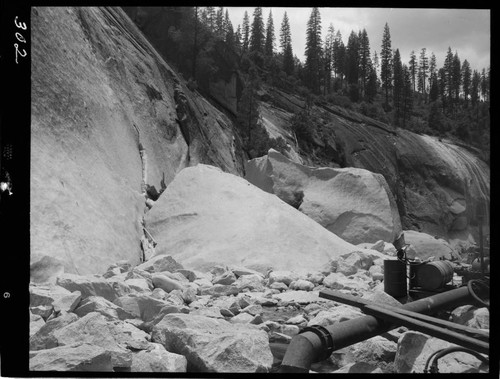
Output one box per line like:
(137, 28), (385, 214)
(300, 325), (335, 362)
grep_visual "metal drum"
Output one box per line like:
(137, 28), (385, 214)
(416, 260), (454, 291)
(384, 260), (407, 298)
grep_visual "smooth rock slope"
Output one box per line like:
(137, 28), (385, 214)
(30, 7), (244, 275)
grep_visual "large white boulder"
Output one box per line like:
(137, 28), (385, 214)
(145, 164), (358, 275)
(245, 149), (402, 244)
(403, 230), (460, 260)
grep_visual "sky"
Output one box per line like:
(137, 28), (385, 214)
(225, 7), (490, 73)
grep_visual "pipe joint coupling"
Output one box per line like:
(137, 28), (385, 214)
(300, 325), (335, 362)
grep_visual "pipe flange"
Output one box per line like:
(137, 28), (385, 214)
(300, 325), (335, 362)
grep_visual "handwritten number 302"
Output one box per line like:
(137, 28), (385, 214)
(14, 16), (27, 64)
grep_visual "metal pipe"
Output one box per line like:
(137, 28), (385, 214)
(279, 286), (475, 373)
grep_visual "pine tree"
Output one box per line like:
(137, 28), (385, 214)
(380, 22), (393, 106)
(373, 50), (379, 76)
(471, 69), (480, 106)
(242, 11), (250, 53)
(480, 67), (487, 101)
(438, 67), (447, 112)
(393, 48), (404, 124)
(250, 7), (265, 54)
(429, 72), (439, 103)
(358, 28), (372, 98)
(402, 64), (413, 128)
(333, 31), (346, 90)
(215, 7), (224, 39)
(452, 52), (461, 102)
(234, 25), (242, 54)
(418, 47), (428, 103)
(345, 30), (359, 85)
(323, 23), (335, 94)
(305, 7), (322, 94)
(264, 10), (275, 57)
(366, 65), (378, 102)
(429, 52), (437, 78)
(224, 11), (235, 49)
(237, 68), (260, 153)
(409, 50), (417, 92)
(280, 11), (294, 75)
(206, 6), (216, 32)
(444, 47), (454, 106)
(461, 59), (471, 107)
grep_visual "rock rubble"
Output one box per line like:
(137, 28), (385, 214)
(29, 251), (489, 373)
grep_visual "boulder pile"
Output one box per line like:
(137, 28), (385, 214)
(29, 251), (489, 373)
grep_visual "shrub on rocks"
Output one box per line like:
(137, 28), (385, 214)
(131, 343), (187, 372)
(152, 313), (273, 372)
(30, 343), (113, 371)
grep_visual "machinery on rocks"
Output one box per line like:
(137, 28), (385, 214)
(279, 229), (490, 373)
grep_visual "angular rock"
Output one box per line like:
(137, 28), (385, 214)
(103, 267), (121, 279)
(191, 306), (225, 319)
(30, 284), (73, 307)
(113, 294), (170, 323)
(230, 266), (265, 278)
(395, 331), (487, 373)
(52, 291), (82, 314)
(289, 279), (315, 291)
(150, 288), (167, 300)
(136, 255), (184, 273)
(323, 272), (370, 291)
(50, 312), (150, 368)
(307, 272), (325, 285)
(30, 343), (113, 371)
(30, 312), (79, 351)
(181, 286), (197, 304)
(30, 305), (54, 320)
(269, 331), (292, 343)
(348, 335), (397, 370)
(281, 324), (300, 337)
(230, 312), (254, 324)
(368, 265), (384, 281)
(152, 314), (273, 372)
(286, 314), (307, 325)
(245, 149), (402, 244)
(363, 289), (402, 308)
(268, 271), (300, 286)
(212, 271), (237, 285)
(144, 164), (359, 275)
(159, 271), (190, 283)
(200, 284), (239, 297)
(450, 305), (489, 329)
(73, 296), (135, 320)
(56, 274), (130, 302)
(234, 274), (265, 292)
(30, 312), (45, 337)
(269, 282), (288, 291)
(273, 290), (326, 306)
(241, 304), (263, 316)
(131, 343), (187, 372)
(307, 306), (364, 327)
(151, 274), (184, 293)
(125, 278), (152, 292)
(176, 269), (208, 282)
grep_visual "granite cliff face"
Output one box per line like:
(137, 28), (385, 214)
(255, 87), (490, 244)
(31, 7), (244, 275)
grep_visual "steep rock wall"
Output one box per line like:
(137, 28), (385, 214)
(257, 90), (490, 242)
(31, 7), (244, 275)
